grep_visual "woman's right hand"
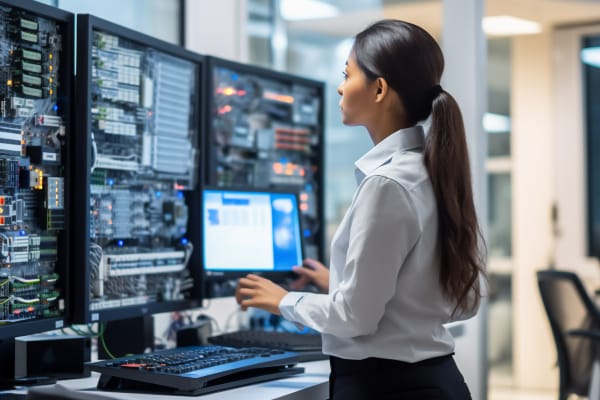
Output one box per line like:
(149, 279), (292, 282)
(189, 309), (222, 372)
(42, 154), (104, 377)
(290, 258), (330, 294)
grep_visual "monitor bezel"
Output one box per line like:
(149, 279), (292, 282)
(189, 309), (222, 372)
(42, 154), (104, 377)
(71, 14), (205, 324)
(0, 0), (74, 340)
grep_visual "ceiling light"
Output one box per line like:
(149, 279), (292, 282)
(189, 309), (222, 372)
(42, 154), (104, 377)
(482, 15), (541, 37)
(281, 0), (339, 21)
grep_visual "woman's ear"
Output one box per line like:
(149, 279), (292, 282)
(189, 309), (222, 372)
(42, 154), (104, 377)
(374, 77), (388, 102)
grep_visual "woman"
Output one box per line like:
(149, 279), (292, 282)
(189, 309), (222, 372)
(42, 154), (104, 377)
(236, 19), (486, 399)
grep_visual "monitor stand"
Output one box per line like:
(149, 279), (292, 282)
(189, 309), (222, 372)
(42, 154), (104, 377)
(0, 339), (56, 390)
(97, 316), (155, 359)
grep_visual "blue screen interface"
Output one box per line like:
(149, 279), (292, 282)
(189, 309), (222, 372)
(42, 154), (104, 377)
(203, 189), (304, 272)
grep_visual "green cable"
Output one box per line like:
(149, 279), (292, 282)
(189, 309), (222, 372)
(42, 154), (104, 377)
(69, 325), (88, 336)
(99, 322), (116, 359)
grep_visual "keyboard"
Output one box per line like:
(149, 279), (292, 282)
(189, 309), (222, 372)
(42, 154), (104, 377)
(208, 331), (326, 362)
(87, 345), (304, 396)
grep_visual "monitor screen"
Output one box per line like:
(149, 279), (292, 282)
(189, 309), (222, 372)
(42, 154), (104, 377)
(70, 14), (204, 323)
(0, 0), (73, 339)
(203, 188), (304, 276)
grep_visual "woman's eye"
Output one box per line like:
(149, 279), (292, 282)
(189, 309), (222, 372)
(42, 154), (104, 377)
(342, 71), (348, 79)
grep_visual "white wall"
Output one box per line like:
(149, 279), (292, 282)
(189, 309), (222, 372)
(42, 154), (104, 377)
(511, 31), (557, 390)
(184, 0), (248, 61)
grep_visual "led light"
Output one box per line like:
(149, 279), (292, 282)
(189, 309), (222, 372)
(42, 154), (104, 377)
(263, 91), (294, 104)
(218, 105), (232, 115)
(482, 16), (541, 37)
(273, 162), (284, 174)
(218, 87), (236, 96)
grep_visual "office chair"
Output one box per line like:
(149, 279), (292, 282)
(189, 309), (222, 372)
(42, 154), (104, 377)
(537, 270), (600, 400)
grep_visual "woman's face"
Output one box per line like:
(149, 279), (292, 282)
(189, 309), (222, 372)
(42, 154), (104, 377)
(337, 52), (378, 127)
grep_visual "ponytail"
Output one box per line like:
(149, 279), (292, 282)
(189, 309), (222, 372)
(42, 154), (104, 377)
(424, 89), (486, 315)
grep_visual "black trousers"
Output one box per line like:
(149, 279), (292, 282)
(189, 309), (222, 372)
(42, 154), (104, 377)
(328, 354), (472, 400)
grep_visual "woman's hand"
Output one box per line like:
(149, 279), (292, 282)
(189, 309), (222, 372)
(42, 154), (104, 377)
(290, 258), (330, 294)
(235, 274), (288, 315)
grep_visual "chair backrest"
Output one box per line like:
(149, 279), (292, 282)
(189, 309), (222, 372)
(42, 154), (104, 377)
(537, 270), (600, 396)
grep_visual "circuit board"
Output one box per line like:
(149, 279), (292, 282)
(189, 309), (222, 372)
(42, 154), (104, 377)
(87, 29), (199, 313)
(0, 5), (66, 325)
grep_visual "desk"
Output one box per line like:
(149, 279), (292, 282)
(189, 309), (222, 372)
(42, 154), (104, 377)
(3, 360), (330, 400)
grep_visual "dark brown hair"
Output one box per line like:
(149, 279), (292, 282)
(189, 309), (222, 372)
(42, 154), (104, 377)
(353, 19), (486, 314)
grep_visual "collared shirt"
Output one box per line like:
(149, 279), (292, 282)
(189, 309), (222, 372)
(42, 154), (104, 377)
(279, 125), (477, 362)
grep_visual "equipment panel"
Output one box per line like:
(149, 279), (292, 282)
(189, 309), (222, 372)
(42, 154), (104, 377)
(0, 4), (68, 327)
(78, 20), (202, 320)
(207, 60), (324, 260)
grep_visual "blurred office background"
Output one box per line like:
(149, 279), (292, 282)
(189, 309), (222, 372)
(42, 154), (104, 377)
(35, 0), (600, 398)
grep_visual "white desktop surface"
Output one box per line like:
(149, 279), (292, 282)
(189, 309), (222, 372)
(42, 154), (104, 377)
(5, 360), (330, 400)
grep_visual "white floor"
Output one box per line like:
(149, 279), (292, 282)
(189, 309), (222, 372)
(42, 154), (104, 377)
(488, 361), (557, 400)
(489, 387), (556, 400)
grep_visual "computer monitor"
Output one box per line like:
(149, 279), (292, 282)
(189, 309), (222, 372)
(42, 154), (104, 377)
(202, 188), (304, 297)
(203, 57), (326, 269)
(0, 0), (73, 340)
(70, 14), (204, 325)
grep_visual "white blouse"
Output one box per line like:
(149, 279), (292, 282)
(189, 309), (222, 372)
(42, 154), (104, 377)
(279, 125), (478, 362)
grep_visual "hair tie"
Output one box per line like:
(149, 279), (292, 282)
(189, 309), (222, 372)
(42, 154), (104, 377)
(430, 84), (443, 100)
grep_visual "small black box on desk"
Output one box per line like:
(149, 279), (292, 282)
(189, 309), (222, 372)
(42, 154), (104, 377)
(15, 335), (91, 380)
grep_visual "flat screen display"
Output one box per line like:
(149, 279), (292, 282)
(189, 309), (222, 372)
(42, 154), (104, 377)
(203, 189), (304, 274)
(71, 14), (204, 323)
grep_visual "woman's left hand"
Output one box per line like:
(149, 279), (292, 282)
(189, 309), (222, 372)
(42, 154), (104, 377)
(235, 274), (288, 315)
